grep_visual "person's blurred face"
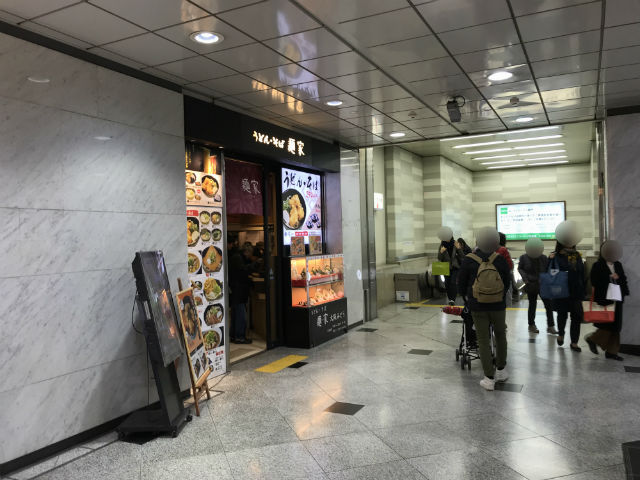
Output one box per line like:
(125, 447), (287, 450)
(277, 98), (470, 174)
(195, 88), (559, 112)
(476, 227), (500, 252)
(601, 240), (623, 262)
(525, 238), (544, 258)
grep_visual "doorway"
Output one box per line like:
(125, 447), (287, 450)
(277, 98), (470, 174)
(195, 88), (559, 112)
(226, 158), (281, 363)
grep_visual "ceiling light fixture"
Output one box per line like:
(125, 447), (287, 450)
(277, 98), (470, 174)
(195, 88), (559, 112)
(189, 31), (224, 45)
(481, 159), (528, 165)
(463, 148), (511, 155)
(27, 76), (50, 83)
(522, 155), (568, 161)
(473, 154), (518, 161)
(440, 133), (494, 142)
(527, 160), (569, 166)
(519, 150), (566, 156)
(506, 135), (563, 143)
(487, 164), (525, 169)
(452, 140), (505, 149)
(326, 100), (343, 107)
(93, 136), (113, 141)
(513, 143), (564, 150)
(515, 116), (534, 123)
(497, 126), (560, 135)
(389, 132), (406, 138)
(487, 71), (513, 81)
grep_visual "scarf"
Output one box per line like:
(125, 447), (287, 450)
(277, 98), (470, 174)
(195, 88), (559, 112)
(559, 248), (580, 269)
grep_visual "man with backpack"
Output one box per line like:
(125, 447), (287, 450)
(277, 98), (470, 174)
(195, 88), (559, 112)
(458, 227), (512, 391)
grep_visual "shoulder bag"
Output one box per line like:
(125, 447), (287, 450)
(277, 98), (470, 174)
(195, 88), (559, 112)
(539, 257), (569, 300)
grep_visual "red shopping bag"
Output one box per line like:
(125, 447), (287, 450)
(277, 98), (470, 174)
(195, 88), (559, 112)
(582, 290), (615, 323)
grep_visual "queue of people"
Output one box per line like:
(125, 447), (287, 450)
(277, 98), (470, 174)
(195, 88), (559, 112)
(439, 222), (630, 391)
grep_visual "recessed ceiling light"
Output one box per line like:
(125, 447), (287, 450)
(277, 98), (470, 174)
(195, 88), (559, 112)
(189, 31), (224, 45)
(463, 148), (511, 155)
(522, 155), (568, 161)
(93, 136), (112, 141)
(519, 150), (566, 156)
(389, 132), (406, 138)
(506, 134), (563, 143)
(481, 159), (527, 165)
(515, 116), (534, 123)
(440, 133), (494, 142)
(452, 140), (505, 149)
(497, 126), (559, 135)
(473, 154), (518, 161)
(27, 76), (50, 83)
(527, 160), (569, 166)
(488, 71), (513, 81)
(487, 164), (525, 169)
(326, 100), (343, 107)
(513, 143), (564, 150)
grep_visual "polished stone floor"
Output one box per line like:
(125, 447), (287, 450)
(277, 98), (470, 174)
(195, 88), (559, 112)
(7, 302), (640, 480)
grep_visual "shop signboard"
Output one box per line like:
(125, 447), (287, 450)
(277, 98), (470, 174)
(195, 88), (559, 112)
(225, 159), (263, 216)
(309, 297), (348, 346)
(281, 168), (322, 246)
(185, 160), (226, 377)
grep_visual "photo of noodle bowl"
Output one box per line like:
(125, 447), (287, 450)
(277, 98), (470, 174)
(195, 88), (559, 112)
(187, 252), (201, 274)
(204, 329), (221, 350)
(202, 246), (222, 273)
(283, 189), (306, 230)
(203, 278), (222, 301)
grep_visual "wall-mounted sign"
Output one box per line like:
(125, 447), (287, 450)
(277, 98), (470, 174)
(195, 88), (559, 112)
(253, 131), (305, 157)
(282, 168), (322, 246)
(374, 192), (384, 210)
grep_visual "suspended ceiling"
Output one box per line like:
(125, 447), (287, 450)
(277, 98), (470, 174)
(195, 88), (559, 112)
(0, 0), (638, 148)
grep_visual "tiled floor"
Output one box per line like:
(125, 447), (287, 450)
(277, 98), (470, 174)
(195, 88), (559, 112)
(6, 302), (640, 480)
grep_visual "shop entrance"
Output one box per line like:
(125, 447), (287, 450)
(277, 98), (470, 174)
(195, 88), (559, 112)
(226, 159), (281, 363)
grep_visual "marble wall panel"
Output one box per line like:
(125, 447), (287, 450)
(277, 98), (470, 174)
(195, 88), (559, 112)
(0, 33), (98, 117)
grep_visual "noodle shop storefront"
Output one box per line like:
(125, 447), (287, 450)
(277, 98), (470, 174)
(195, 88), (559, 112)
(183, 97), (347, 377)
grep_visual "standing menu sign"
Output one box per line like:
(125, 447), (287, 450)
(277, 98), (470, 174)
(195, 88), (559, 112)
(175, 288), (209, 383)
(282, 168), (322, 246)
(185, 159), (226, 377)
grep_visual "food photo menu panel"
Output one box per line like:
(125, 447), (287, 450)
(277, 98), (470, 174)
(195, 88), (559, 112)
(282, 168), (322, 246)
(185, 165), (226, 377)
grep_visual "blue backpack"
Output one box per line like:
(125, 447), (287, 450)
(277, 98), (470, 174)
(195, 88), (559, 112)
(539, 257), (569, 300)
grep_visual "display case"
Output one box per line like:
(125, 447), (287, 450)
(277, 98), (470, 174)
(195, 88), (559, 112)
(284, 254), (348, 348)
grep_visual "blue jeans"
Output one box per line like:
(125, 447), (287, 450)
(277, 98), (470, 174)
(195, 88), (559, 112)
(232, 303), (247, 340)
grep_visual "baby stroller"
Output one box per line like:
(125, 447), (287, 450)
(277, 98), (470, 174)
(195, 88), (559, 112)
(444, 301), (495, 371)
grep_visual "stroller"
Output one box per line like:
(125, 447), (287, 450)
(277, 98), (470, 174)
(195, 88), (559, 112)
(444, 301), (495, 371)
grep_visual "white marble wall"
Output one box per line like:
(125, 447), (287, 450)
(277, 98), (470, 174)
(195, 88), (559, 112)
(0, 33), (188, 463)
(340, 151), (364, 325)
(606, 113), (640, 347)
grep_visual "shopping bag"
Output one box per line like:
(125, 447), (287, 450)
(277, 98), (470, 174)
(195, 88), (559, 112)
(606, 283), (622, 302)
(539, 258), (569, 300)
(583, 291), (615, 323)
(432, 262), (450, 276)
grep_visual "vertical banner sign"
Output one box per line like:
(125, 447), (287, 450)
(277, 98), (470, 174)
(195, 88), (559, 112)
(225, 159), (263, 216)
(185, 147), (226, 377)
(281, 168), (322, 246)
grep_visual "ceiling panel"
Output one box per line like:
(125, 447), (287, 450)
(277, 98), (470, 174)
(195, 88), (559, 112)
(263, 28), (351, 62)
(103, 33), (196, 66)
(199, 74), (266, 95)
(409, 74), (474, 96)
(34, 3), (145, 45)
(531, 52), (600, 77)
(605, 0), (640, 27)
(155, 56), (234, 82)
(278, 80), (343, 100)
(480, 79), (538, 99)
(217, 0), (319, 40)
(540, 84), (598, 102)
(351, 85), (410, 103)
(20, 20), (93, 49)
(0, 0), (78, 19)
(299, 51), (374, 78)
(333, 104), (381, 120)
(455, 44), (527, 72)
(510, 0), (593, 16)
(544, 96), (596, 111)
(155, 16), (253, 54)
(335, 8), (429, 47)
(438, 20), (519, 55)
(232, 88), (296, 107)
(262, 100), (320, 116)
(306, 93), (364, 110)
(547, 106), (595, 121)
(524, 30), (601, 62)
(416, 0), (511, 33)
(390, 57), (461, 83)
(89, 0), (208, 30)
(207, 43), (291, 72)
(247, 64), (319, 88)
(0, 8), (23, 23)
(469, 64), (533, 88)
(188, 0), (267, 15)
(602, 45), (640, 68)
(369, 97), (430, 114)
(388, 108), (439, 122)
(601, 63), (640, 83)
(516, 2), (602, 42)
(601, 78), (640, 95)
(537, 70), (599, 91)
(423, 88), (485, 107)
(603, 24), (640, 50)
(294, 0), (408, 24)
(348, 114), (398, 128)
(328, 70), (395, 91)
(366, 35), (448, 67)
(402, 117), (449, 130)
(87, 46), (146, 69)
(293, 110), (341, 126)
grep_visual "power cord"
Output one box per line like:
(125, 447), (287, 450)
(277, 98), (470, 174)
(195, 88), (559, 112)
(130, 293), (151, 405)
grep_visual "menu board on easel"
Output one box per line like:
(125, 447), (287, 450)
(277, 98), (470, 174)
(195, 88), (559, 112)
(175, 288), (209, 383)
(185, 149), (226, 377)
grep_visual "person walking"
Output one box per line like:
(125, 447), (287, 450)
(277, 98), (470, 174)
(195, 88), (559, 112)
(550, 240), (586, 352)
(585, 240), (629, 361)
(497, 233), (516, 306)
(518, 238), (557, 334)
(438, 233), (465, 306)
(229, 243), (255, 344)
(457, 238), (472, 255)
(458, 227), (511, 391)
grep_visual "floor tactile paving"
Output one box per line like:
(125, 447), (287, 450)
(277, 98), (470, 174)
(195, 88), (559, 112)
(288, 361), (308, 369)
(324, 402), (364, 416)
(624, 366), (640, 373)
(494, 383), (524, 393)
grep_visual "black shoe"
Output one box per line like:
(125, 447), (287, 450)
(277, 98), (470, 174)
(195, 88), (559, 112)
(585, 336), (598, 355)
(557, 336), (564, 346)
(448, 300), (455, 306)
(570, 344), (582, 352)
(605, 353), (624, 361)
(235, 338), (252, 344)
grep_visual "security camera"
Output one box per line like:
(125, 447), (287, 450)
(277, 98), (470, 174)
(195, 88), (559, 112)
(446, 95), (465, 123)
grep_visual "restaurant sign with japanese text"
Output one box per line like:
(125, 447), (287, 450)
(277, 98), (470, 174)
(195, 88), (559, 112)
(309, 297), (347, 346)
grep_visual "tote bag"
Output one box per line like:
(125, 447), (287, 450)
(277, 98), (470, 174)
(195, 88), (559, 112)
(583, 291), (615, 323)
(432, 262), (450, 276)
(539, 257), (569, 300)
(606, 283), (622, 302)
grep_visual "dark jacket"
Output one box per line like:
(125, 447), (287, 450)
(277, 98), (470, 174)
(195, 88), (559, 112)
(552, 249), (586, 301)
(438, 242), (465, 270)
(457, 251), (511, 311)
(229, 251), (252, 304)
(590, 259), (629, 332)
(518, 254), (549, 291)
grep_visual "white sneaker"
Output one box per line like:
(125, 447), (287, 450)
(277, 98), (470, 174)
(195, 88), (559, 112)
(495, 368), (509, 383)
(480, 377), (495, 391)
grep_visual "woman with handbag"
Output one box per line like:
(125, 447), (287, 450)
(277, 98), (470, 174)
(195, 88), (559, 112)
(549, 240), (586, 352)
(585, 240), (629, 361)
